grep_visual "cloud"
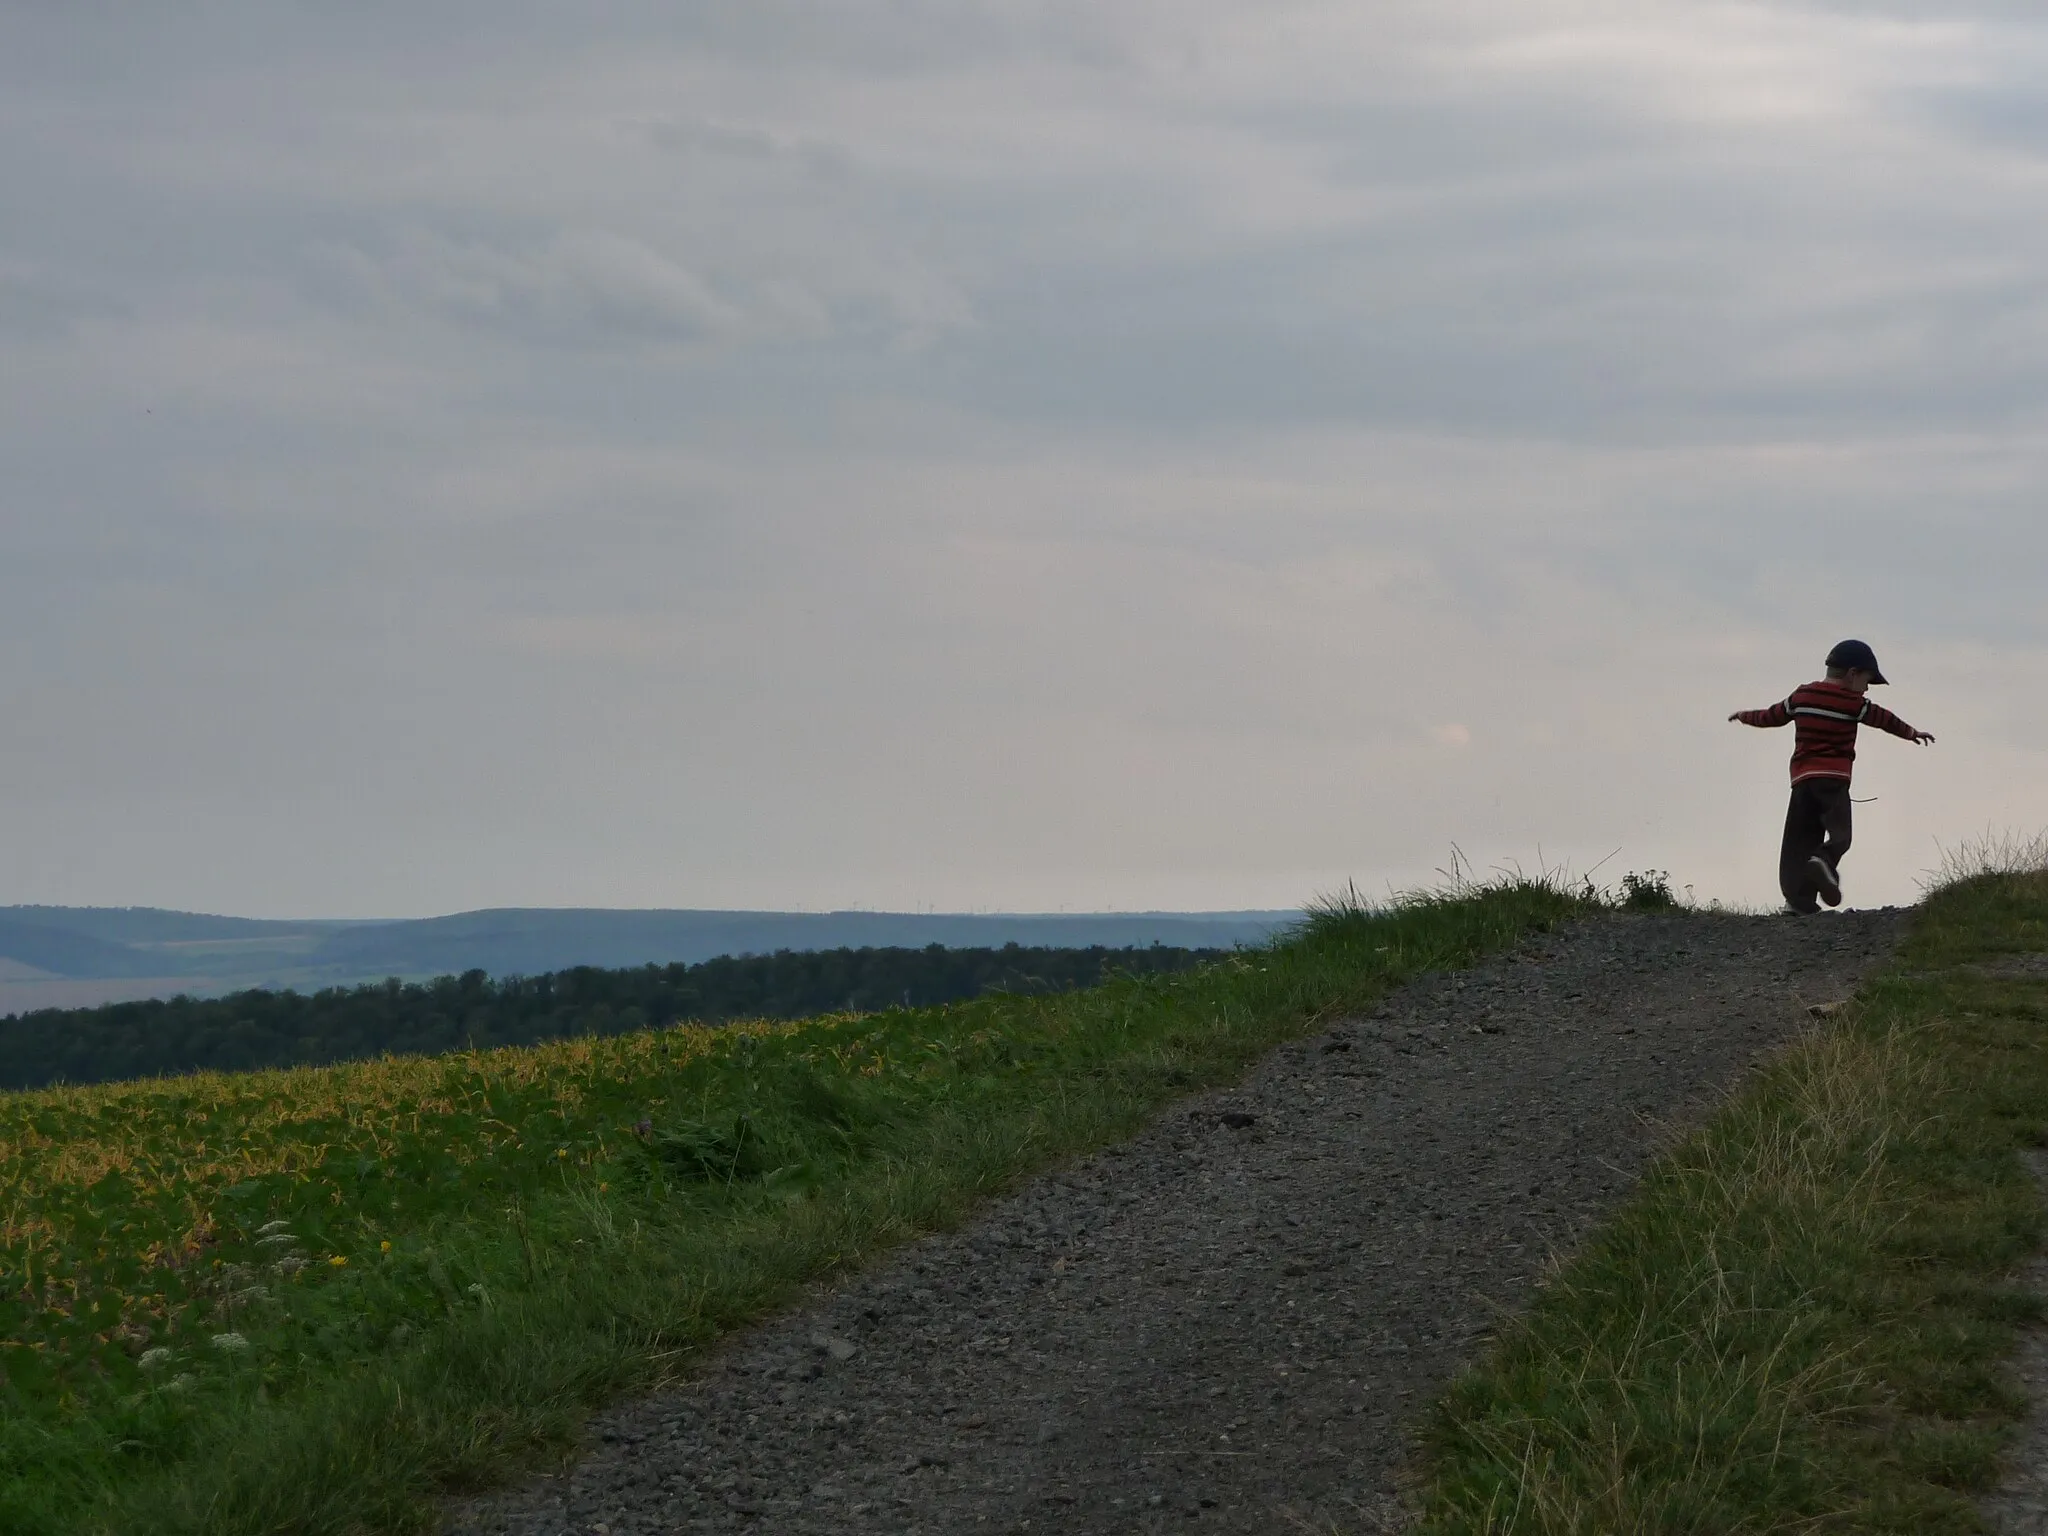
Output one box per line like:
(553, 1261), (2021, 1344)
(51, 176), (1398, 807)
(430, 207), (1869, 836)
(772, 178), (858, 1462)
(303, 217), (971, 354)
(627, 114), (856, 180)
(307, 228), (742, 344)
(0, 267), (128, 339)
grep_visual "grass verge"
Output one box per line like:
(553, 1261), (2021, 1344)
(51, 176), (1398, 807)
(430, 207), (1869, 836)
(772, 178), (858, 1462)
(5, 877), (1589, 1536)
(1414, 866), (2048, 1532)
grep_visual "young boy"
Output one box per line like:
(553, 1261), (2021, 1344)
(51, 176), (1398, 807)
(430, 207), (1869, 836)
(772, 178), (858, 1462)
(1729, 639), (1936, 914)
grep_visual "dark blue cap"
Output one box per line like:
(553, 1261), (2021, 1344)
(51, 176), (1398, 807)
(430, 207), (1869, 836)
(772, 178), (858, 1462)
(1825, 638), (1887, 684)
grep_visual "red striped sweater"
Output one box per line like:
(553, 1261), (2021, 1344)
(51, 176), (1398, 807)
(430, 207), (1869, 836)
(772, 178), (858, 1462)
(1736, 679), (1920, 784)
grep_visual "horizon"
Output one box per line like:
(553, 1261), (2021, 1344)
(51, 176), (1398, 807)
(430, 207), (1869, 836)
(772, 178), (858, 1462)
(2, 900), (1304, 923)
(0, 902), (1304, 1013)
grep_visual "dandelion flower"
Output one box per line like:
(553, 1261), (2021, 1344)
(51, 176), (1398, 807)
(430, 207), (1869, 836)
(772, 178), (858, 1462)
(328, 1255), (348, 1267)
(211, 1332), (251, 1353)
(556, 1147), (569, 1158)
(380, 1240), (391, 1253)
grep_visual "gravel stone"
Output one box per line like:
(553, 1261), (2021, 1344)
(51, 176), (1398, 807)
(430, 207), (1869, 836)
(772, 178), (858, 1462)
(448, 909), (1905, 1536)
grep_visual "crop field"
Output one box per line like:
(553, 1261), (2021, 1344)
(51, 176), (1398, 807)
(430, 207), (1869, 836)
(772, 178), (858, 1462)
(4, 1017), (800, 1423)
(3, 879), (1590, 1535)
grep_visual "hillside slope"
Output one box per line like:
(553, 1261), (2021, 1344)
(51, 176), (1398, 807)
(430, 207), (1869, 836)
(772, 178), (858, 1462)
(0, 915), (171, 978)
(0, 881), (1570, 1536)
(448, 909), (1903, 1535)
(0, 943), (1223, 1090)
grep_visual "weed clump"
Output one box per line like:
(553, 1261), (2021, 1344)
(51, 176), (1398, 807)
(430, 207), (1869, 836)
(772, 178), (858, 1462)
(1618, 870), (1678, 911)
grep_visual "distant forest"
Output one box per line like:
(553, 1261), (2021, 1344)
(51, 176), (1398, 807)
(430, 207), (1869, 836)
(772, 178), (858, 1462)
(0, 943), (1224, 1090)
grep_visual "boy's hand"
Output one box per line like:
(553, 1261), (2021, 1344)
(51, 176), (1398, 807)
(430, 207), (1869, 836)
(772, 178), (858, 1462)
(1912, 730), (1936, 745)
(1726, 712), (1741, 722)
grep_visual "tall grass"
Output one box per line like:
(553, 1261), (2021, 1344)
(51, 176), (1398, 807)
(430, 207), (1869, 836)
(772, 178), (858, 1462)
(1921, 827), (2048, 894)
(1416, 870), (2048, 1533)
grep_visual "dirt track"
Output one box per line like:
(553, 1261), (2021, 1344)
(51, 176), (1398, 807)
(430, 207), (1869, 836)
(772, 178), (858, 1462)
(449, 908), (1906, 1536)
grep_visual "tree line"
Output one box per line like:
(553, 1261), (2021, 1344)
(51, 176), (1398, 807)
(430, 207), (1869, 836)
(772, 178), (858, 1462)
(0, 943), (1224, 1090)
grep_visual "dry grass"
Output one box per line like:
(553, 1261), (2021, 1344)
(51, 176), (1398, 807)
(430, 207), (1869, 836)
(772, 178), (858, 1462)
(1921, 827), (2048, 894)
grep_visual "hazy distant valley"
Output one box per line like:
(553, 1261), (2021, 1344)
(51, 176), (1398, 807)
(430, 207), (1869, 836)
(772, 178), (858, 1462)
(0, 905), (1297, 1013)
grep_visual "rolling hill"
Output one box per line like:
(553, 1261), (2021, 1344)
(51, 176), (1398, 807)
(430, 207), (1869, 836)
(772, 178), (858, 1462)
(0, 905), (1297, 1012)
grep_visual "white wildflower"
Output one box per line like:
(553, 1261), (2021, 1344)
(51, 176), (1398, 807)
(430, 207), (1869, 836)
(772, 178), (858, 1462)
(256, 1219), (293, 1236)
(210, 1332), (251, 1353)
(138, 1347), (175, 1371)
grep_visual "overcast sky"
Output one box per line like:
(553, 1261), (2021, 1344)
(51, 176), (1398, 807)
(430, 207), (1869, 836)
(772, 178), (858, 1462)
(3, 1), (2044, 918)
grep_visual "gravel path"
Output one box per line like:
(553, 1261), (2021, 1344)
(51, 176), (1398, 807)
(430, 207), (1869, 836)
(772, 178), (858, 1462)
(449, 909), (1906, 1536)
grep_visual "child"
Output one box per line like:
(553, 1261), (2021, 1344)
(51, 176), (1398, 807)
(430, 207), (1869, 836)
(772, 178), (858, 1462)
(1729, 639), (1935, 914)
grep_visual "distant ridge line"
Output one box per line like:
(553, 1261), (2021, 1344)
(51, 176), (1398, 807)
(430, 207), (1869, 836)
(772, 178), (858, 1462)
(0, 905), (1301, 1010)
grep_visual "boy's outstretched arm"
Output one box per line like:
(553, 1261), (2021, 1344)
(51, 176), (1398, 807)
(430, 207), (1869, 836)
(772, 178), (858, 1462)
(1862, 700), (1937, 745)
(1728, 700), (1792, 726)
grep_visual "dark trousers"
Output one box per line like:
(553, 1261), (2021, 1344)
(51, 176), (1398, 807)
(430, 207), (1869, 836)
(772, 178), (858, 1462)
(1779, 778), (1852, 913)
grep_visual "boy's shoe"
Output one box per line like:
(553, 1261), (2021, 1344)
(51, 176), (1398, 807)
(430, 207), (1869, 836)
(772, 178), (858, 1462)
(1808, 856), (1842, 907)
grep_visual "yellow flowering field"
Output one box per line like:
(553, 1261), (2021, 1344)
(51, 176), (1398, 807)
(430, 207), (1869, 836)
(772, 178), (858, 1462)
(6, 974), (1095, 1536)
(2, 1016), (826, 1417)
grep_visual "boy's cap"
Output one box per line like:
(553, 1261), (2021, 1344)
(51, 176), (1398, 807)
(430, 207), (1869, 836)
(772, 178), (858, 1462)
(1826, 638), (1887, 684)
